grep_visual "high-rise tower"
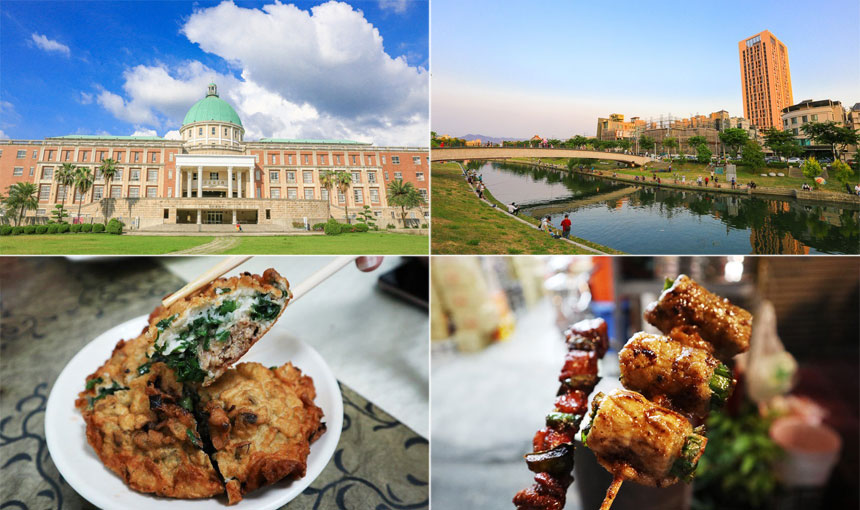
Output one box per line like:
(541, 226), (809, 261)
(738, 30), (793, 131)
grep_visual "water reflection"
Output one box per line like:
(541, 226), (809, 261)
(475, 161), (859, 254)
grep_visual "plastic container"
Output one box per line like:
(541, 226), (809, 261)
(770, 416), (841, 487)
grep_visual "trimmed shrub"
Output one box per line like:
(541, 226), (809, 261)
(0, 226), (12, 236)
(92, 223), (105, 233)
(312, 222), (326, 231)
(324, 218), (344, 235)
(421, 223), (428, 228)
(354, 223), (369, 232)
(291, 221), (305, 229)
(57, 223), (70, 234)
(81, 223), (93, 233)
(36, 225), (48, 234)
(107, 218), (125, 235)
(24, 225), (37, 234)
(46, 224), (59, 234)
(71, 224), (82, 233)
(12, 226), (24, 235)
(386, 223), (396, 229)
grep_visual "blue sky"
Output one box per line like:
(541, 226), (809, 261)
(431, 0), (860, 139)
(0, 0), (429, 145)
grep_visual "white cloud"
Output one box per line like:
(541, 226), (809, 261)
(131, 127), (157, 136)
(378, 0), (408, 14)
(79, 91), (93, 104)
(91, 1), (427, 146)
(31, 33), (70, 57)
(163, 130), (182, 140)
(0, 130), (9, 140)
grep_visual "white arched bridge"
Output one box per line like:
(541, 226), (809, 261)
(431, 147), (652, 167)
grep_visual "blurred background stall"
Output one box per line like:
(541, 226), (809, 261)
(430, 255), (858, 510)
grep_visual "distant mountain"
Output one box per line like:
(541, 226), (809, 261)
(460, 133), (513, 144)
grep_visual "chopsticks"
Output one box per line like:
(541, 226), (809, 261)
(161, 255), (358, 309)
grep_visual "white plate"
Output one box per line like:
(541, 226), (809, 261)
(45, 314), (343, 510)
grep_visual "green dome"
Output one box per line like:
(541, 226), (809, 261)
(182, 84), (243, 127)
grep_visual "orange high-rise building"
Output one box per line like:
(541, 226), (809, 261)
(738, 30), (793, 131)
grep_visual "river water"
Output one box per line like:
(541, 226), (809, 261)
(474, 161), (859, 254)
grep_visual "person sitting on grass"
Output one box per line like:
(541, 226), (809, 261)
(508, 202), (520, 215)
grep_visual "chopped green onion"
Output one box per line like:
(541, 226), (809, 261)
(156, 314), (177, 331)
(216, 330), (230, 343)
(709, 363), (733, 410)
(85, 377), (103, 390)
(186, 428), (200, 448)
(669, 434), (706, 482)
(217, 300), (237, 315)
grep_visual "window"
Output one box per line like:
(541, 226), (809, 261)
(271, 188), (281, 198)
(151, 153), (157, 163)
(93, 186), (103, 200)
(369, 188), (379, 203)
(39, 184), (51, 200)
(17, 150), (26, 159)
(288, 155), (293, 165)
(63, 150), (70, 161)
(321, 188), (329, 201)
(128, 186), (140, 198)
(382, 155), (386, 164)
(147, 169), (158, 182)
(29, 167), (34, 176)
(56, 185), (66, 200)
(303, 170), (313, 183)
(111, 186), (122, 198)
(164, 208), (169, 219)
(320, 155), (326, 164)
(419, 189), (428, 201)
(413, 156), (421, 165)
(811, 114), (818, 121)
(224, 128), (228, 136)
(793, 128), (799, 135)
(801, 115), (808, 123)
(130, 169), (140, 181)
(286, 171), (296, 183)
(287, 188), (297, 200)
(416, 172), (425, 181)
(146, 187), (157, 197)
(115, 168), (124, 181)
(353, 189), (363, 203)
(303, 154), (309, 164)
(783, 119), (788, 126)
(336, 155), (341, 164)
(134, 152), (140, 162)
(351, 171), (361, 183)
(37, 209), (46, 216)
(384, 171), (389, 181)
(268, 170), (280, 183)
(337, 191), (345, 203)
(304, 188), (314, 200)
(256, 170), (261, 180)
(367, 156), (374, 165)
(12, 167), (23, 176)
(199, 127), (203, 136)
(116, 153), (123, 162)
(352, 155), (357, 164)
(45, 150), (53, 160)
(368, 172), (376, 184)
(791, 117), (798, 125)
(266, 209), (271, 219)
(392, 156), (400, 164)
(42, 167), (54, 179)
(271, 154), (277, 164)
(211, 127), (216, 135)
(32, 150), (38, 159)
(394, 172), (403, 180)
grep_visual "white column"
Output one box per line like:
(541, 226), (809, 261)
(186, 171), (192, 198)
(237, 171), (243, 198)
(232, 209), (237, 224)
(248, 167), (254, 198)
(227, 166), (233, 198)
(197, 166), (203, 198)
(197, 209), (201, 224)
(174, 166), (181, 198)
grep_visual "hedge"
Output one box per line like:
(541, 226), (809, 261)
(47, 225), (59, 234)
(107, 218), (124, 235)
(24, 225), (36, 234)
(354, 223), (369, 232)
(312, 222), (326, 231)
(57, 223), (70, 234)
(71, 224), (82, 233)
(323, 218), (357, 235)
(0, 226), (12, 236)
(36, 225), (48, 234)
(81, 223), (93, 232)
(92, 223), (105, 233)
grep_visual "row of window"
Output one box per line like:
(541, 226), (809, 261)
(783, 114), (819, 126)
(38, 166), (160, 182)
(189, 126), (242, 139)
(266, 169), (424, 184)
(266, 153), (425, 166)
(21, 149), (160, 163)
(40, 184), (158, 201)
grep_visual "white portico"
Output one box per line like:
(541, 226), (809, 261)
(174, 153), (256, 224)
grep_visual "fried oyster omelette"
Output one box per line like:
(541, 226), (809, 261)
(76, 269), (326, 503)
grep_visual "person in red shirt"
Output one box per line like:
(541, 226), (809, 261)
(561, 214), (572, 239)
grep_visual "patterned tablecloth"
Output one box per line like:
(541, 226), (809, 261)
(0, 257), (428, 510)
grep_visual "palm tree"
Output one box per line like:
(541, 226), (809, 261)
(4, 182), (39, 225)
(319, 170), (335, 219)
(56, 163), (77, 217)
(335, 171), (353, 223)
(73, 167), (94, 223)
(386, 179), (424, 227)
(99, 158), (118, 199)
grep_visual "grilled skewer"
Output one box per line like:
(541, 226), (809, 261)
(513, 318), (609, 510)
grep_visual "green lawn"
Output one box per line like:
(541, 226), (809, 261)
(0, 232), (428, 255)
(431, 163), (616, 254)
(0, 234), (214, 254)
(221, 232), (429, 254)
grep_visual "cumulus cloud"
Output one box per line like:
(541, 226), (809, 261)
(131, 127), (157, 136)
(0, 130), (9, 140)
(163, 130), (182, 140)
(378, 0), (408, 14)
(31, 33), (71, 56)
(91, 1), (427, 146)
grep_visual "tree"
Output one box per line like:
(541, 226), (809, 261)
(386, 179), (423, 227)
(696, 144), (713, 164)
(56, 162), (77, 217)
(762, 128), (797, 161)
(334, 171), (353, 223)
(719, 128), (749, 157)
(319, 171), (335, 218)
(98, 158), (118, 220)
(801, 122), (860, 160)
(831, 160), (855, 192)
(73, 167), (94, 222)
(801, 157), (823, 189)
(741, 140), (765, 171)
(617, 139), (632, 152)
(638, 135), (656, 154)
(4, 182), (39, 225)
(688, 135), (708, 148)
(359, 205), (376, 228)
(52, 204), (69, 223)
(662, 137), (678, 157)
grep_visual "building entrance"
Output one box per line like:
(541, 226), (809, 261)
(206, 211), (224, 224)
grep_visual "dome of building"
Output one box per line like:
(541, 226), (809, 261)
(182, 83), (242, 127)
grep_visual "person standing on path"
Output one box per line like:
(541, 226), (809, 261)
(704, 176), (709, 186)
(561, 214), (572, 239)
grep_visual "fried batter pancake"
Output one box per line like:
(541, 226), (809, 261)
(77, 332), (151, 414)
(77, 363), (224, 498)
(200, 362), (326, 505)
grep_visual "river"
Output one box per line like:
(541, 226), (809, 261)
(473, 161), (859, 255)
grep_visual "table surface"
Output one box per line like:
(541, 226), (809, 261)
(0, 257), (428, 510)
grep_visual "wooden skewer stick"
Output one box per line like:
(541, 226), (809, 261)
(162, 256), (251, 308)
(599, 474), (624, 510)
(289, 256), (357, 304)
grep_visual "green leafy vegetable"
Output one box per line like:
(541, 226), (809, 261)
(250, 294), (281, 321)
(217, 300), (237, 315)
(663, 277), (675, 291)
(87, 380), (128, 408)
(156, 314), (178, 331)
(85, 377), (103, 390)
(216, 330), (230, 343)
(215, 287), (231, 295)
(186, 428), (200, 448)
(137, 362), (152, 375)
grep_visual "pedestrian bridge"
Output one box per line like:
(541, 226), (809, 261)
(431, 147), (651, 167)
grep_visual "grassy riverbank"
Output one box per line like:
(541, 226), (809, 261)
(431, 163), (620, 254)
